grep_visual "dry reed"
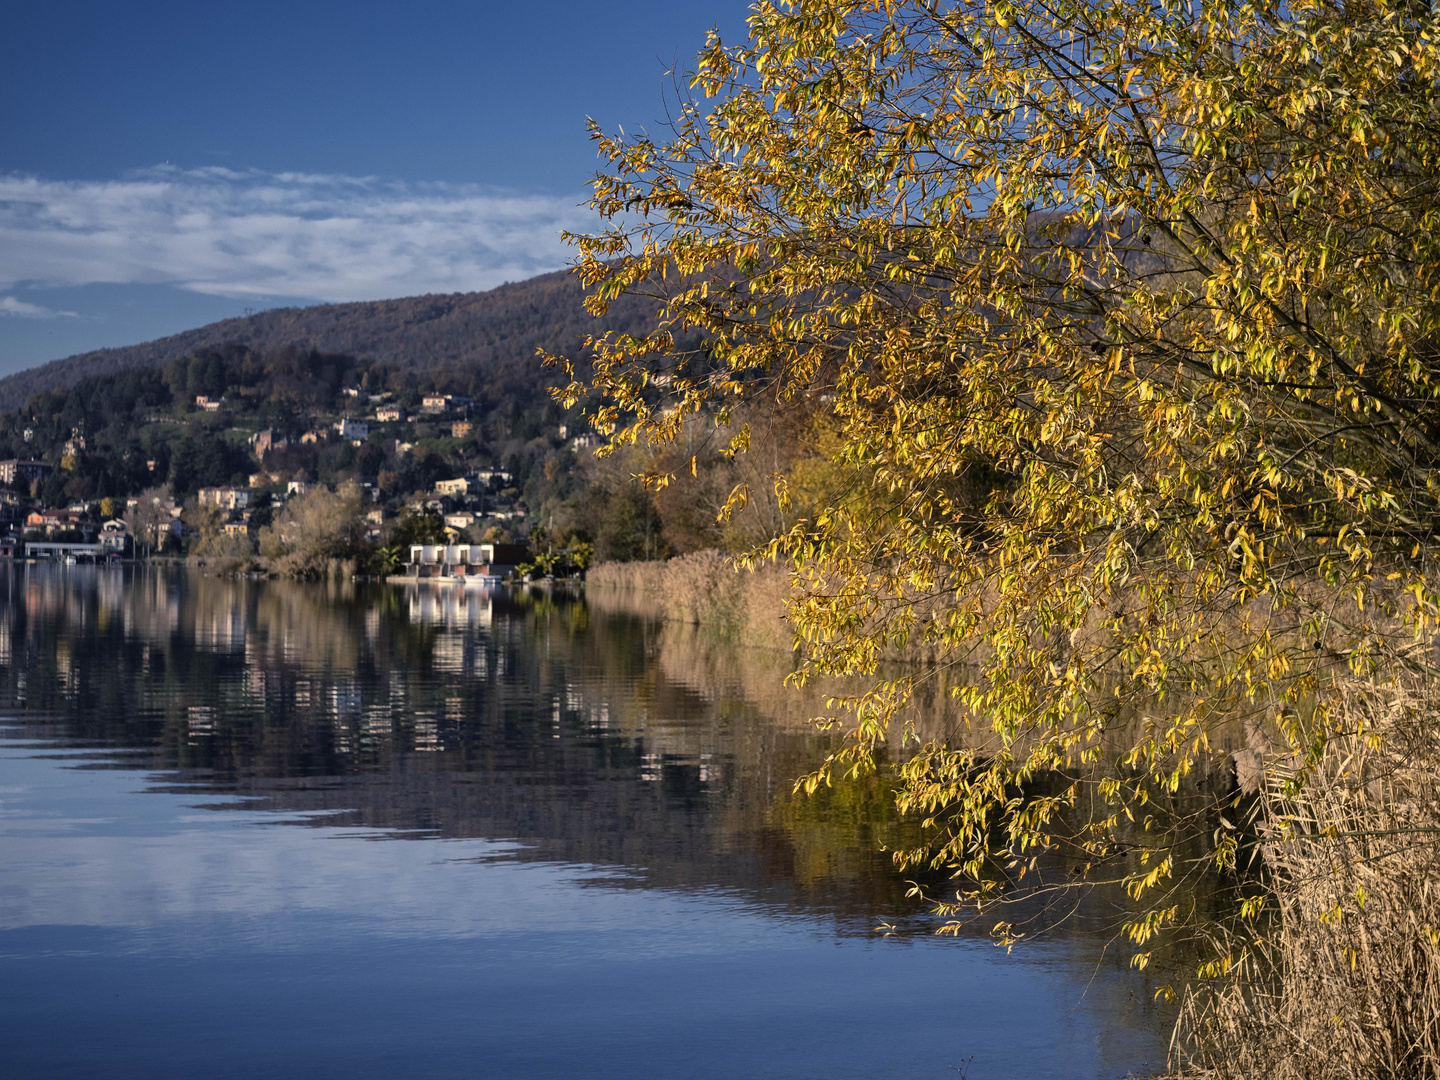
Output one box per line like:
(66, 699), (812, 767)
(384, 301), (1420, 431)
(1173, 678), (1440, 1079)
(587, 551), (791, 650)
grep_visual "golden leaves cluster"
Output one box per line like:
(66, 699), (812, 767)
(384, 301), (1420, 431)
(550, 0), (1440, 953)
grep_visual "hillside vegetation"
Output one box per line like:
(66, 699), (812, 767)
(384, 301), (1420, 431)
(0, 270), (660, 412)
(0, 266), (821, 576)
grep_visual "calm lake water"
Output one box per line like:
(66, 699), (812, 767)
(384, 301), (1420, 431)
(0, 566), (1169, 1079)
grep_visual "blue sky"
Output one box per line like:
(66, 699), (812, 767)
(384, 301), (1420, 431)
(0, 0), (747, 375)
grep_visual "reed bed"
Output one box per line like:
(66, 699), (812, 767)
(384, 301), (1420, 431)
(587, 551), (791, 650)
(1172, 678), (1440, 1079)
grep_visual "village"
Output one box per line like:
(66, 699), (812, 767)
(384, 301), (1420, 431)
(0, 385), (572, 578)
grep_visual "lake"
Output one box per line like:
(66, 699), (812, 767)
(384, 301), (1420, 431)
(0, 565), (1170, 1079)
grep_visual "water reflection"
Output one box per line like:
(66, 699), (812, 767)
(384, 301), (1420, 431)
(0, 566), (946, 923)
(0, 565), (1171, 1080)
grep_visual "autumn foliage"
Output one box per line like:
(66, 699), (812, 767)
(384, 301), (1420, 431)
(556, 0), (1440, 1069)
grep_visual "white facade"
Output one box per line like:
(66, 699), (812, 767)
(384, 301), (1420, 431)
(335, 418), (369, 442)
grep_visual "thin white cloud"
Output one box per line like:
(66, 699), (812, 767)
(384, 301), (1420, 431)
(0, 166), (594, 303)
(0, 295), (77, 318)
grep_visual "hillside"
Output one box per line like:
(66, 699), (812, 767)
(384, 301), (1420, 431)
(0, 269), (659, 412)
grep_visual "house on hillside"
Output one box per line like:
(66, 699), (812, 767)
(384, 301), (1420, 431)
(251, 430), (289, 457)
(26, 509), (86, 536)
(364, 507), (385, 543)
(0, 460), (52, 487)
(376, 405), (405, 422)
(198, 487), (251, 511)
(421, 394), (474, 414)
(99, 520), (132, 558)
(0, 491), (24, 527)
(126, 493), (182, 518)
(434, 477), (473, 497)
(335, 418), (369, 443)
(195, 395), (222, 412)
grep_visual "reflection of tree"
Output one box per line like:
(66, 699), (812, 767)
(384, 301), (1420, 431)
(0, 569), (1201, 945)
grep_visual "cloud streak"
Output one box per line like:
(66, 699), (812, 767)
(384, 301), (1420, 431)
(0, 295), (77, 318)
(0, 166), (594, 303)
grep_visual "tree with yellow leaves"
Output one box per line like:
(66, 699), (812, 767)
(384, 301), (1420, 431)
(555, 0), (1440, 1067)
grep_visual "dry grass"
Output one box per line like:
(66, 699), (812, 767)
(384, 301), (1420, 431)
(587, 551), (791, 650)
(1173, 679), (1440, 1079)
(585, 559), (669, 593)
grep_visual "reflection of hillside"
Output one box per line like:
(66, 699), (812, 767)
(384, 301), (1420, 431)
(0, 569), (1212, 967)
(0, 567), (1225, 955)
(0, 567), (939, 930)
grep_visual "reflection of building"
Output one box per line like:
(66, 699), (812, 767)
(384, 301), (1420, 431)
(0, 459), (51, 486)
(406, 587), (493, 629)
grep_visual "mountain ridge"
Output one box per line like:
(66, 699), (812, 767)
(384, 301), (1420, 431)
(0, 269), (656, 412)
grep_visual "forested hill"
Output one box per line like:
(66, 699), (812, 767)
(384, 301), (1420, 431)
(0, 269), (659, 412)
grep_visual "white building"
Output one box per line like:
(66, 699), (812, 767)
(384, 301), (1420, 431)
(198, 487), (252, 511)
(335, 418), (369, 443)
(434, 477), (474, 496)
